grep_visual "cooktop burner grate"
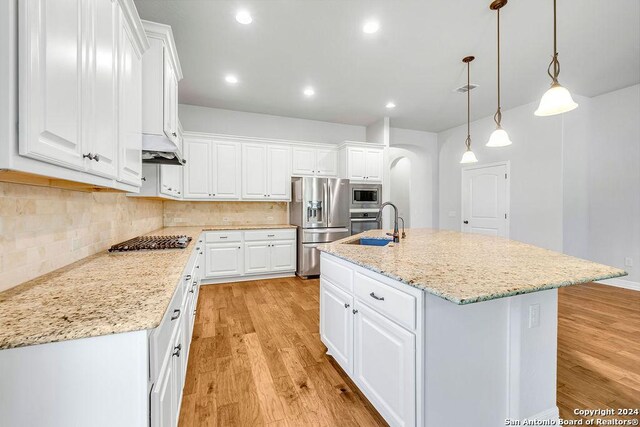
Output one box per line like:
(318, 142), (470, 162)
(108, 235), (192, 252)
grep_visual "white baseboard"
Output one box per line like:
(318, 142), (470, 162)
(595, 277), (640, 291)
(523, 406), (560, 421)
(201, 272), (295, 285)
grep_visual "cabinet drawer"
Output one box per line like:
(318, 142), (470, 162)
(205, 231), (242, 243)
(321, 254), (353, 293)
(244, 229), (295, 242)
(354, 272), (416, 330)
(150, 277), (187, 381)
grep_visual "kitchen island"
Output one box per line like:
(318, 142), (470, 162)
(317, 229), (626, 427)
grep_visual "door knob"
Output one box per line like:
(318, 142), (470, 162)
(463, 220), (469, 224)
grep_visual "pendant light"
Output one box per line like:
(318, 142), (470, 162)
(486, 0), (513, 147)
(534, 0), (578, 116)
(460, 56), (478, 164)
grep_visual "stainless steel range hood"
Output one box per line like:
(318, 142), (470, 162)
(141, 134), (186, 165)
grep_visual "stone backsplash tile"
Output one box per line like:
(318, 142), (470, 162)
(162, 200), (288, 227)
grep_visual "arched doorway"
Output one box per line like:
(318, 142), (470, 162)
(390, 156), (411, 227)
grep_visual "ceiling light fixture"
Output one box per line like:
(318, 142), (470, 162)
(235, 10), (253, 25)
(225, 74), (239, 84)
(460, 56), (478, 164)
(362, 20), (380, 34)
(486, 0), (513, 148)
(534, 0), (578, 116)
(385, 102), (396, 109)
(303, 87), (315, 97)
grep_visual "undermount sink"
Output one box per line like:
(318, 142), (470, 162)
(346, 237), (393, 246)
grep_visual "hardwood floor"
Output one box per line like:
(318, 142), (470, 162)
(557, 283), (640, 421)
(178, 277), (387, 426)
(179, 278), (640, 426)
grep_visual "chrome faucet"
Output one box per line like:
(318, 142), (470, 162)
(376, 202), (400, 243)
(398, 216), (406, 239)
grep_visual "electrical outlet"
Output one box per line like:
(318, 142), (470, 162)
(528, 304), (540, 328)
(625, 257), (633, 267)
(267, 216), (273, 221)
(222, 217), (230, 223)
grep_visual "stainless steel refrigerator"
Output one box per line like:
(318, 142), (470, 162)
(290, 177), (350, 277)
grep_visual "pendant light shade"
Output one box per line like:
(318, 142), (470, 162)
(487, 127), (513, 147)
(460, 56), (478, 164)
(535, 0), (578, 117)
(486, 0), (512, 147)
(535, 83), (578, 116)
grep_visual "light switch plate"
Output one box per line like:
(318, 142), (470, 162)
(625, 257), (633, 267)
(528, 304), (540, 328)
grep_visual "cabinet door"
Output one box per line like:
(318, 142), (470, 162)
(320, 279), (353, 374)
(244, 241), (270, 274)
(183, 138), (211, 199)
(19, 0), (86, 170)
(242, 144), (267, 199)
(117, 16), (142, 186)
(212, 142), (241, 199)
(353, 302), (415, 427)
(267, 145), (291, 200)
(171, 323), (184, 424)
(316, 148), (338, 177)
(205, 243), (243, 278)
(291, 147), (316, 176)
(163, 56), (178, 143)
(161, 165), (181, 197)
(347, 147), (366, 181)
(150, 355), (175, 427)
(270, 240), (296, 272)
(86, 0), (118, 178)
(365, 149), (384, 182)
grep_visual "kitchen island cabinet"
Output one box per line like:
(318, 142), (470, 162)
(318, 229), (626, 427)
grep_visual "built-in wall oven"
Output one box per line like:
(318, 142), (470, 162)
(349, 183), (382, 235)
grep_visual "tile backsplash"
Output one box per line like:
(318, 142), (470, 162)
(162, 200), (288, 227)
(0, 183), (163, 292)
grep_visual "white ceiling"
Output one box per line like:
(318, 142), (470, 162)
(134, 0), (640, 132)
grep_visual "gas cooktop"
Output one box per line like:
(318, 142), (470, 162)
(108, 235), (191, 252)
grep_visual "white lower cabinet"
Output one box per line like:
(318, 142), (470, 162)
(203, 229), (296, 281)
(205, 242), (243, 277)
(320, 279), (353, 374)
(320, 253), (420, 427)
(353, 301), (415, 427)
(150, 350), (175, 427)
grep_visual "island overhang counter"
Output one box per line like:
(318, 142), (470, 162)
(316, 229), (626, 427)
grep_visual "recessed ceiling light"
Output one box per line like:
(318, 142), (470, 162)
(362, 20), (380, 34)
(303, 87), (315, 97)
(386, 101), (396, 109)
(225, 74), (239, 84)
(235, 10), (252, 25)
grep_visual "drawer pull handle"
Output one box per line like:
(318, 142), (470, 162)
(219, 236), (228, 239)
(344, 303), (350, 308)
(171, 309), (181, 320)
(185, 275), (192, 281)
(267, 234), (275, 237)
(172, 343), (181, 357)
(370, 292), (385, 301)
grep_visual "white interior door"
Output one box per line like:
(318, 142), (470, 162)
(461, 163), (509, 237)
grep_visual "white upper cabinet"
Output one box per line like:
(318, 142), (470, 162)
(291, 146), (338, 177)
(17, 0), (148, 190)
(160, 164), (182, 197)
(340, 144), (384, 183)
(141, 20), (182, 145)
(19, 0), (86, 170)
(242, 143), (268, 199)
(118, 9), (143, 186)
(267, 145), (291, 200)
(182, 137), (241, 200)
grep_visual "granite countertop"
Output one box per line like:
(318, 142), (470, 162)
(203, 224), (296, 231)
(318, 229), (627, 305)
(0, 224), (298, 350)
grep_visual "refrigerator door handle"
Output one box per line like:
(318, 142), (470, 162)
(324, 180), (330, 225)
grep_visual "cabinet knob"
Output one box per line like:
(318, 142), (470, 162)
(172, 343), (182, 357)
(237, 246), (241, 249)
(344, 303), (350, 308)
(463, 220), (469, 224)
(185, 275), (192, 281)
(141, 177), (146, 182)
(93, 154), (100, 162)
(83, 153), (94, 160)
(352, 309), (359, 314)
(171, 309), (181, 321)
(172, 132), (177, 137)
(212, 194), (216, 196)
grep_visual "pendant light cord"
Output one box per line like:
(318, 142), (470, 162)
(466, 60), (471, 149)
(494, 8), (503, 127)
(547, 0), (560, 83)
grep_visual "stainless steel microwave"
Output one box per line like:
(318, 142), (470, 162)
(349, 184), (382, 209)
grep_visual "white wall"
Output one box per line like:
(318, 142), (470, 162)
(390, 157), (412, 226)
(389, 127), (439, 228)
(587, 85), (640, 283)
(179, 104), (366, 144)
(438, 101), (565, 251)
